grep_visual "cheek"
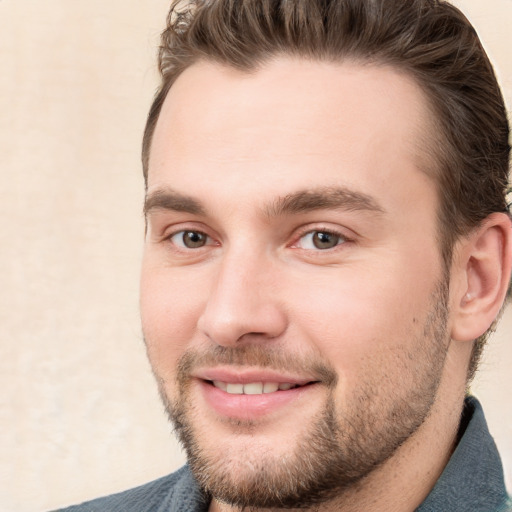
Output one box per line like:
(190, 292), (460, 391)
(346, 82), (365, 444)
(140, 264), (207, 377)
(286, 262), (437, 375)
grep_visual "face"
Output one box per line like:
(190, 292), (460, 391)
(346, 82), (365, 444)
(141, 59), (451, 509)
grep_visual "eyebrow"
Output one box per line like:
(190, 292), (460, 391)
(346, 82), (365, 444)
(143, 186), (385, 218)
(144, 189), (206, 216)
(264, 187), (385, 217)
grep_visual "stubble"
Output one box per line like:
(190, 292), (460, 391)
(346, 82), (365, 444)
(154, 280), (450, 510)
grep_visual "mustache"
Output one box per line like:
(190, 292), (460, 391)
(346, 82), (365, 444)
(175, 344), (338, 388)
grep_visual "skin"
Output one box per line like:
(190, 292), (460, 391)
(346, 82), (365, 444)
(140, 58), (511, 511)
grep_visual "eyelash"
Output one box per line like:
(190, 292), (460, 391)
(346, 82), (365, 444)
(163, 226), (351, 253)
(166, 229), (215, 250)
(292, 227), (350, 251)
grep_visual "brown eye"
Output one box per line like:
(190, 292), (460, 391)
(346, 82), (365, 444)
(297, 230), (345, 250)
(171, 230), (209, 249)
(312, 231), (340, 249)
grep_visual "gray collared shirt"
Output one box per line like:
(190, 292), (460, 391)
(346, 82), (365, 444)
(55, 396), (511, 512)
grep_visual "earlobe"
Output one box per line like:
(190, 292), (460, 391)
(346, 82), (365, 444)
(450, 212), (512, 342)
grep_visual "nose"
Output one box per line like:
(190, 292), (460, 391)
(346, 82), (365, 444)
(197, 249), (288, 347)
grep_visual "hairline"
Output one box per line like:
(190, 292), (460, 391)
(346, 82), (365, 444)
(143, 53), (446, 185)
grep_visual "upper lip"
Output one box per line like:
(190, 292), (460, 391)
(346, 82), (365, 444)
(192, 367), (318, 386)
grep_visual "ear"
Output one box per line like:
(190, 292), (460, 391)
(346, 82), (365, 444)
(450, 212), (512, 342)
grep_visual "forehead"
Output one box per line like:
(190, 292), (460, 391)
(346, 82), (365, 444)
(148, 58), (434, 210)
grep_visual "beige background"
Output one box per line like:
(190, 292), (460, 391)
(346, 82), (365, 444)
(1, 1), (511, 511)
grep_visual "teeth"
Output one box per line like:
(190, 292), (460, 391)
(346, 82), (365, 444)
(226, 383), (244, 394)
(213, 380), (227, 391)
(263, 382), (279, 393)
(213, 381), (298, 395)
(244, 382), (263, 395)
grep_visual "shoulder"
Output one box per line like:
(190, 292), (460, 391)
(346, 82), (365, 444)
(52, 466), (208, 512)
(417, 396), (509, 511)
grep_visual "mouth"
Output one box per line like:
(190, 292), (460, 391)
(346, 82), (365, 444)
(207, 380), (312, 395)
(195, 371), (321, 421)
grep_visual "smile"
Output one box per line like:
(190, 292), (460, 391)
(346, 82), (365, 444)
(211, 381), (301, 395)
(191, 368), (324, 420)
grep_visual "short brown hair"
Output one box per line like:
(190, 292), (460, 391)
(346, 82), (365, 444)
(142, 0), (511, 380)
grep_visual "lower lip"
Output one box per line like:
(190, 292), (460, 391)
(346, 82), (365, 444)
(198, 380), (316, 420)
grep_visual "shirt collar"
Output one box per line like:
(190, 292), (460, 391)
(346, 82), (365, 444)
(417, 396), (509, 511)
(165, 396), (510, 512)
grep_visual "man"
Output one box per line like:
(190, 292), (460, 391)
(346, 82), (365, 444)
(58, 0), (511, 510)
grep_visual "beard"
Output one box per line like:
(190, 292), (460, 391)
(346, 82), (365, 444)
(154, 280), (450, 510)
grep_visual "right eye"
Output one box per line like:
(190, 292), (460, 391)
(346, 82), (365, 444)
(169, 230), (211, 249)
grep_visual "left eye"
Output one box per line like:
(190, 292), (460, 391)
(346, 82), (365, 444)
(169, 230), (210, 249)
(297, 230), (346, 250)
